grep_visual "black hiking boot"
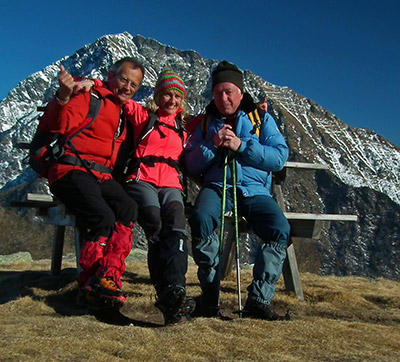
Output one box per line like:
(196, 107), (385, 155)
(190, 296), (221, 318)
(155, 286), (195, 325)
(181, 296), (196, 321)
(190, 283), (225, 318)
(242, 298), (290, 321)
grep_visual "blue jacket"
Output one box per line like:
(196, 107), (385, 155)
(184, 101), (288, 197)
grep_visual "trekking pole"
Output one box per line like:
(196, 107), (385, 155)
(219, 153), (228, 256)
(231, 158), (242, 317)
(217, 152), (229, 310)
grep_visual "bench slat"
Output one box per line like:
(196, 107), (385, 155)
(285, 161), (329, 170)
(26, 193), (55, 203)
(284, 212), (358, 222)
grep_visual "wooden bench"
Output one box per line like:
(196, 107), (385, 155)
(11, 193), (82, 276)
(11, 161), (357, 297)
(13, 131), (83, 275)
(220, 162), (358, 301)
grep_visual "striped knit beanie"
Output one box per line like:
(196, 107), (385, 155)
(154, 70), (186, 100)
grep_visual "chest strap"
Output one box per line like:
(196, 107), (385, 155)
(132, 155), (181, 172)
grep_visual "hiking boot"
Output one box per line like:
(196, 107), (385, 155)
(84, 275), (126, 308)
(242, 298), (289, 321)
(83, 289), (111, 311)
(190, 283), (222, 318)
(155, 286), (193, 325)
(190, 296), (221, 318)
(183, 296), (196, 319)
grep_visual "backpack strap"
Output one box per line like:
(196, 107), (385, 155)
(64, 92), (102, 141)
(200, 114), (210, 139)
(60, 92), (110, 178)
(137, 155), (181, 172)
(248, 108), (264, 138)
(115, 112), (160, 179)
(28, 92), (105, 178)
(58, 154), (112, 174)
(125, 112), (187, 180)
(135, 112), (186, 147)
(136, 112), (159, 144)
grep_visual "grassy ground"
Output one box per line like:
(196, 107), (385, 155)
(0, 259), (399, 362)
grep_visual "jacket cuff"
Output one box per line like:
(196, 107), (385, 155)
(237, 141), (246, 153)
(93, 79), (103, 88)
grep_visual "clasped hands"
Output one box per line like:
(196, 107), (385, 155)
(213, 124), (242, 152)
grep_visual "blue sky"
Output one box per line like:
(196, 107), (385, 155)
(1, 0), (399, 146)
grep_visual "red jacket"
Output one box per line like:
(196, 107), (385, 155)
(124, 100), (187, 190)
(39, 87), (125, 185)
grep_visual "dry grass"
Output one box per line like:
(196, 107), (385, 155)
(1, 259), (399, 362)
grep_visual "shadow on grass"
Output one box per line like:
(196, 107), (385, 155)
(90, 308), (162, 327)
(0, 268), (77, 304)
(0, 267), (163, 327)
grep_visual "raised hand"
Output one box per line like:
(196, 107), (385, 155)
(57, 65), (75, 104)
(73, 79), (95, 94)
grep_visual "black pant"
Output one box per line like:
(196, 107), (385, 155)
(50, 171), (138, 241)
(125, 181), (188, 294)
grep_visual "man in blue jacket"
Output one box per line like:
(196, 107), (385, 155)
(184, 61), (290, 320)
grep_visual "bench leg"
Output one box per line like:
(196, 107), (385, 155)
(51, 225), (65, 276)
(221, 227), (236, 280)
(282, 240), (304, 301)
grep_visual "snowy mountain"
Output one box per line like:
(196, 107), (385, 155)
(1, 32), (399, 280)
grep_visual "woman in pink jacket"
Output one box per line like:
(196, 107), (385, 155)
(125, 71), (192, 325)
(93, 70), (192, 324)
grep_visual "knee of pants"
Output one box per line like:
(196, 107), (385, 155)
(189, 209), (219, 239)
(191, 233), (219, 266)
(117, 198), (139, 226)
(161, 201), (186, 232)
(139, 206), (162, 240)
(89, 212), (116, 239)
(140, 206), (161, 226)
(253, 215), (290, 249)
(276, 217), (291, 248)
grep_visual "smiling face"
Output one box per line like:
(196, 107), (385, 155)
(156, 89), (183, 115)
(107, 62), (143, 103)
(212, 82), (243, 116)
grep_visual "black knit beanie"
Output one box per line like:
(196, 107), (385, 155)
(212, 60), (244, 91)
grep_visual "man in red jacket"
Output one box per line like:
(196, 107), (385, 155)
(40, 57), (144, 309)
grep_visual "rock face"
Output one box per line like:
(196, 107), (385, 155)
(1, 32), (399, 280)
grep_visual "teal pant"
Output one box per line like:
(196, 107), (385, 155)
(189, 186), (290, 305)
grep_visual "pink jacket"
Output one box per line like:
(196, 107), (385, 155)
(124, 100), (187, 190)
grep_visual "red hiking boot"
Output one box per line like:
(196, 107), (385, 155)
(84, 274), (126, 309)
